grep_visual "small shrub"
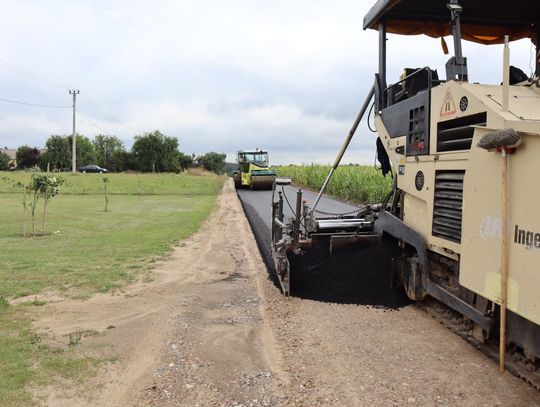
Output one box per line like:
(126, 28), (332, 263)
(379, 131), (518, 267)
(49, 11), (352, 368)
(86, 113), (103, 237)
(28, 174), (66, 236)
(103, 176), (109, 212)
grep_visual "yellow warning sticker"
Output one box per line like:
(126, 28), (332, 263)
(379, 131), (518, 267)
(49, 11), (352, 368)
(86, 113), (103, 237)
(440, 89), (456, 117)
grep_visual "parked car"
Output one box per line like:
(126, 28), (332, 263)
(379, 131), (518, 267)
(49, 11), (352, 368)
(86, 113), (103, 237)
(80, 164), (108, 173)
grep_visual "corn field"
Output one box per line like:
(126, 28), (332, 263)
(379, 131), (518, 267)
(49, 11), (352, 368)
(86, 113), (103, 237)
(276, 164), (393, 203)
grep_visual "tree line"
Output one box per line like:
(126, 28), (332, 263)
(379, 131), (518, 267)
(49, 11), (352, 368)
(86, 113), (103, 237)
(0, 130), (227, 174)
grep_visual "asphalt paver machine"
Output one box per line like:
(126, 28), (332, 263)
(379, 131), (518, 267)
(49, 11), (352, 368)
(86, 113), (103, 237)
(271, 0), (540, 382)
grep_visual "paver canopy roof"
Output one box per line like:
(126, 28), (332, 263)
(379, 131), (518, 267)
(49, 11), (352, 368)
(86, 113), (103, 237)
(363, 0), (540, 45)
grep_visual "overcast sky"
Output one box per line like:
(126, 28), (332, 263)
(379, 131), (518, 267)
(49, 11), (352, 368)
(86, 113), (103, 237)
(0, 0), (536, 164)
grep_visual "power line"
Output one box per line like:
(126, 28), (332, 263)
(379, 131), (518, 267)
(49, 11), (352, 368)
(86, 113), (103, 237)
(77, 108), (142, 137)
(0, 58), (71, 90)
(0, 61), (108, 133)
(0, 96), (70, 108)
(76, 108), (107, 134)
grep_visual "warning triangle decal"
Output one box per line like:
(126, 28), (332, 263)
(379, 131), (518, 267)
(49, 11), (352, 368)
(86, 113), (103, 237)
(440, 89), (456, 117)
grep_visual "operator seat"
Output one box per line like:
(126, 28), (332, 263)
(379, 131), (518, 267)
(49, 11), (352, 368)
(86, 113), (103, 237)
(509, 65), (529, 85)
(387, 68), (440, 106)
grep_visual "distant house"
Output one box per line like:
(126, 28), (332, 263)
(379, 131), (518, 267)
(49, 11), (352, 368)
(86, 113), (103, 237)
(0, 147), (17, 169)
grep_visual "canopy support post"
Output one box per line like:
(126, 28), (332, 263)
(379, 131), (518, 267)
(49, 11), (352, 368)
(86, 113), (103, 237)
(379, 20), (387, 96)
(446, 0), (468, 81)
(534, 21), (540, 78)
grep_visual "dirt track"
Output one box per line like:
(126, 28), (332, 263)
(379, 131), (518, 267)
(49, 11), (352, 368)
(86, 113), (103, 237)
(35, 179), (540, 406)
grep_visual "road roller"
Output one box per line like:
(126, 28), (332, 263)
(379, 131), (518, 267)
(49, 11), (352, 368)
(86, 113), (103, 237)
(234, 149), (277, 190)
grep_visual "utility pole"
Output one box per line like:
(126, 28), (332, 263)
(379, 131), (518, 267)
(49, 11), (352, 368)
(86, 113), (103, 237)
(69, 89), (80, 173)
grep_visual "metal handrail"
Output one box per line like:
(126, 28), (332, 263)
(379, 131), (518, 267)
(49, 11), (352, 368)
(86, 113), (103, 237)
(384, 66), (437, 108)
(384, 66), (433, 91)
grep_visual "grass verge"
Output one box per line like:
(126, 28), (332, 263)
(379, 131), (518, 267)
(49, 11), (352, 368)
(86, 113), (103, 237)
(1, 171), (221, 196)
(0, 301), (102, 406)
(0, 171), (224, 406)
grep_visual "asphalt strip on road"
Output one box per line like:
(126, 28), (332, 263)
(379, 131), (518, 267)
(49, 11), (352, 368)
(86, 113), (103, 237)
(236, 186), (411, 309)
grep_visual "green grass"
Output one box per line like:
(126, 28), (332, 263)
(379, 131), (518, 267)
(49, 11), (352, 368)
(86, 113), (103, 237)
(0, 172), (223, 299)
(0, 303), (101, 406)
(0, 194), (219, 298)
(1, 171), (221, 196)
(276, 164), (393, 203)
(0, 305), (40, 407)
(0, 171), (224, 406)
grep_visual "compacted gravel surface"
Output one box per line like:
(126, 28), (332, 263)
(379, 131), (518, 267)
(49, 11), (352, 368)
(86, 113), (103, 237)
(36, 180), (540, 406)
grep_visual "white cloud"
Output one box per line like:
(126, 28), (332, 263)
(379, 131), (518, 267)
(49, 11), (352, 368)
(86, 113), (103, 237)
(0, 0), (535, 165)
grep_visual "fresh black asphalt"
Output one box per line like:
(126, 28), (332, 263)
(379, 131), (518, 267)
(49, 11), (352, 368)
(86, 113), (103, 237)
(236, 184), (360, 273)
(236, 185), (411, 308)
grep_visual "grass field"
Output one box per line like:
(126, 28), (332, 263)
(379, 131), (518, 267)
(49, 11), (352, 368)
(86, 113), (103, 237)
(0, 171), (224, 406)
(2, 171), (220, 196)
(276, 164), (393, 203)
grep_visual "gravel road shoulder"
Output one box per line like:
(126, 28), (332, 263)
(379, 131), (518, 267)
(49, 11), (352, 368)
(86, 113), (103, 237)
(34, 179), (540, 406)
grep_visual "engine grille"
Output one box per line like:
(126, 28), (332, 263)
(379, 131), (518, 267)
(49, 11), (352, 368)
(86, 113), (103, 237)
(437, 112), (487, 152)
(432, 170), (465, 243)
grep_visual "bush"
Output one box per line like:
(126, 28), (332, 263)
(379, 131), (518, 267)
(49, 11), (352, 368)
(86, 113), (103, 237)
(0, 152), (10, 171)
(16, 146), (41, 169)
